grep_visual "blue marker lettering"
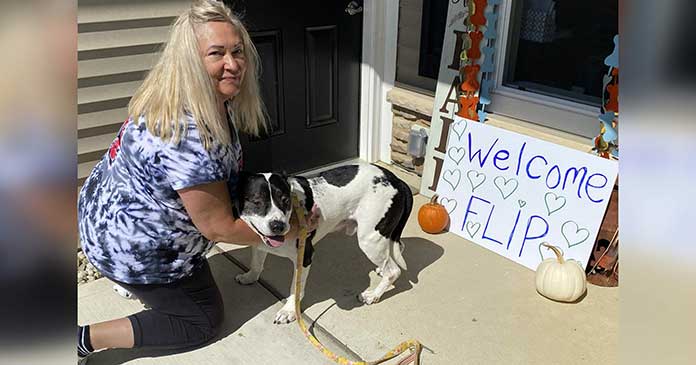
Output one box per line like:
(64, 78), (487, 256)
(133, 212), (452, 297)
(482, 204), (504, 245)
(507, 209), (522, 250)
(493, 150), (510, 171)
(545, 165), (561, 189)
(585, 173), (608, 203)
(468, 134), (499, 168)
(519, 215), (549, 257)
(563, 166), (587, 199)
(516, 142), (527, 177)
(526, 155), (548, 180)
(461, 195), (492, 231)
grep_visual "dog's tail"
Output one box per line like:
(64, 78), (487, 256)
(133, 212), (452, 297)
(391, 177), (413, 271)
(392, 240), (408, 270)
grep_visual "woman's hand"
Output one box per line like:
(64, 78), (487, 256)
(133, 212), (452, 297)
(178, 181), (264, 245)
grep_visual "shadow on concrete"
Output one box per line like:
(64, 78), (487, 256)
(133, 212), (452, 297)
(83, 254), (280, 365)
(85, 234), (443, 364)
(223, 233), (445, 313)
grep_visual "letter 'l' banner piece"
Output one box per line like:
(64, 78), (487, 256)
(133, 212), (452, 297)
(434, 116), (618, 271)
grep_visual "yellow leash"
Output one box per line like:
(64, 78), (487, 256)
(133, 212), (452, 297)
(291, 196), (423, 365)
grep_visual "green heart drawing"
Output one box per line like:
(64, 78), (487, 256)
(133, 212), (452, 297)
(561, 221), (590, 247)
(443, 169), (461, 190)
(544, 192), (566, 216)
(465, 221), (481, 238)
(493, 176), (519, 200)
(452, 120), (467, 140)
(466, 170), (486, 192)
(439, 196), (458, 214)
(538, 242), (564, 262)
(447, 147), (466, 165)
(518, 199), (526, 208)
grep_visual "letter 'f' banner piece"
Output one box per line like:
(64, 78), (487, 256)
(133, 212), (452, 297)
(421, 0), (500, 197)
(433, 116), (617, 271)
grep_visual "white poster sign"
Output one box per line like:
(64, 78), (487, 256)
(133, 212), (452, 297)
(436, 116), (618, 270)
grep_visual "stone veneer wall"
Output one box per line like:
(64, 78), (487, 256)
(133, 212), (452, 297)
(386, 88), (435, 177)
(390, 106), (430, 175)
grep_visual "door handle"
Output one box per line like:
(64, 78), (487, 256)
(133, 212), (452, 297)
(345, 0), (363, 15)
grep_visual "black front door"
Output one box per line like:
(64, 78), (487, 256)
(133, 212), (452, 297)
(225, 0), (362, 173)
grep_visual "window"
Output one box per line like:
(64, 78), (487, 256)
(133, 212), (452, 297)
(395, 0), (449, 94)
(503, 0), (617, 106)
(392, 0), (618, 137)
(491, 0), (618, 137)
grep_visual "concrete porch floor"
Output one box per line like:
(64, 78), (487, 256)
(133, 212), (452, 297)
(78, 192), (618, 365)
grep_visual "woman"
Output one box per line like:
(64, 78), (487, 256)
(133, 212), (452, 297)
(78, 0), (312, 358)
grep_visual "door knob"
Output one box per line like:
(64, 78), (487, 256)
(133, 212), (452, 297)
(345, 0), (363, 15)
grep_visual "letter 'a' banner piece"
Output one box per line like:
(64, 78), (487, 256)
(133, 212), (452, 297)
(435, 116), (618, 271)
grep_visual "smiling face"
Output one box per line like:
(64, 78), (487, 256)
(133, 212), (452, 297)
(197, 21), (246, 105)
(237, 173), (293, 247)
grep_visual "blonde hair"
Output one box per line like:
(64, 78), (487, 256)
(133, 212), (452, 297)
(128, 0), (266, 149)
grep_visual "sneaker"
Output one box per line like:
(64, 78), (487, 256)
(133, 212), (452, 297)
(113, 284), (135, 300)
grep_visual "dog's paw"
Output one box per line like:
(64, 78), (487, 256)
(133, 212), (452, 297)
(357, 290), (381, 305)
(235, 272), (258, 285)
(273, 309), (297, 324)
(113, 284), (135, 300)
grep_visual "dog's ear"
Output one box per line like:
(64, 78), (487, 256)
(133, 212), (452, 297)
(231, 171), (251, 218)
(288, 176), (314, 212)
(236, 171), (251, 194)
(287, 176), (305, 202)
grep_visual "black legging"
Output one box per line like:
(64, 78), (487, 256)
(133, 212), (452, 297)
(115, 261), (224, 349)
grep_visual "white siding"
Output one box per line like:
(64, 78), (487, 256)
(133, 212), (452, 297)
(77, 0), (190, 184)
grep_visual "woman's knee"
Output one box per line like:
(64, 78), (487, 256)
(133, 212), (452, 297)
(208, 301), (225, 335)
(199, 293), (224, 341)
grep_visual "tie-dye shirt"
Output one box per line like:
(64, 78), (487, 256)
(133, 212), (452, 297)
(78, 114), (243, 284)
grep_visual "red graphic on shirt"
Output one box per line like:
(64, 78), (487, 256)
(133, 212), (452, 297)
(108, 119), (129, 164)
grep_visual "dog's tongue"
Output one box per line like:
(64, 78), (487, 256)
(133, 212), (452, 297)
(266, 235), (285, 248)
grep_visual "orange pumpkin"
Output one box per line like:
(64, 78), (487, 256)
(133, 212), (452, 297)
(418, 194), (450, 234)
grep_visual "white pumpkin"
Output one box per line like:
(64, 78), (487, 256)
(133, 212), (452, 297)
(536, 243), (587, 302)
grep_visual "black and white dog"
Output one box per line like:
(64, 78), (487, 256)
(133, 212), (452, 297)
(233, 164), (413, 324)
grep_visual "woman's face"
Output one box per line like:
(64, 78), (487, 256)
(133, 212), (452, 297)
(197, 21), (246, 103)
